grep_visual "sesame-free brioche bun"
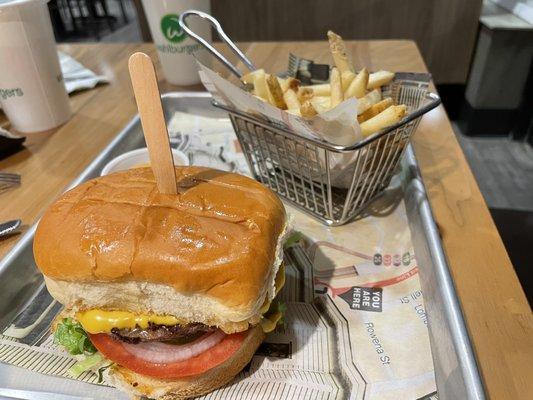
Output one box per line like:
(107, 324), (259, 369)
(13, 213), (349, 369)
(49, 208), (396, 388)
(34, 167), (286, 330)
(105, 325), (265, 400)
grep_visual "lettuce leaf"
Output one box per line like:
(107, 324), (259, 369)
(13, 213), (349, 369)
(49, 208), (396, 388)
(284, 231), (304, 249)
(97, 363), (114, 383)
(274, 301), (287, 326)
(54, 317), (96, 355)
(68, 353), (104, 377)
(266, 300), (287, 327)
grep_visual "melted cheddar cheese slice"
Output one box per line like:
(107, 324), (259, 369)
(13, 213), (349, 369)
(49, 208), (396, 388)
(76, 310), (179, 334)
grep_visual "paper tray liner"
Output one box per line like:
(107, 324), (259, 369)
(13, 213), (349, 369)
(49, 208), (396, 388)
(0, 119), (438, 400)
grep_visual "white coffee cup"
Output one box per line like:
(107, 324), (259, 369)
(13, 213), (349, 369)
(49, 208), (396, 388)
(141, 0), (212, 86)
(0, 0), (71, 133)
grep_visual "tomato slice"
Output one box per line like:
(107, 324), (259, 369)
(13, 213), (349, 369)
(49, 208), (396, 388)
(89, 330), (248, 379)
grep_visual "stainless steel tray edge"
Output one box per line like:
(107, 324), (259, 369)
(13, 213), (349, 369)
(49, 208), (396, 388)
(402, 145), (485, 400)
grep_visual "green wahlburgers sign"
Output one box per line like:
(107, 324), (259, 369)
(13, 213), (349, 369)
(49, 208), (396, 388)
(160, 14), (186, 43)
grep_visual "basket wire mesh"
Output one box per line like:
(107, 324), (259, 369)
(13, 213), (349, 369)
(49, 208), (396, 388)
(216, 74), (440, 226)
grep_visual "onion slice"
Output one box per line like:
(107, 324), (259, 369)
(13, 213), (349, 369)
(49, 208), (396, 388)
(121, 330), (226, 364)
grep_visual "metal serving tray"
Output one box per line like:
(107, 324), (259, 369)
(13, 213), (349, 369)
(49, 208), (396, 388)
(0, 92), (485, 400)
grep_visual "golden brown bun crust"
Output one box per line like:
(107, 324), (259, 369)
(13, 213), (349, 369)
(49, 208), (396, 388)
(34, 167), (286, 312)
(108, 325), (265, 399)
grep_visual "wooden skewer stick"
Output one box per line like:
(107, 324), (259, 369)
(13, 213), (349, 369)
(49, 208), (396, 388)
(128, 52), (177, 194)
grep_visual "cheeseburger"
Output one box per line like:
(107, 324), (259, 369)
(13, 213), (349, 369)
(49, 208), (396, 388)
(34, 166), (287, 399)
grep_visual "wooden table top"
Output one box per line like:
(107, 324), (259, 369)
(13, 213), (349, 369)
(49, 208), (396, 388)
(0, 42), (531, 399)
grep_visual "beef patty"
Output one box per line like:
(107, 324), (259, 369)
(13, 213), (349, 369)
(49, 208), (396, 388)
(111, 322), (216, 343)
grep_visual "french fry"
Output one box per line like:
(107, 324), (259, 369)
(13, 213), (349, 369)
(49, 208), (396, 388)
(277, 77), (288, 92)
(287, 108), (301, 117)
(297, 87), (314, 102)
(327, 31), (353, 73)
(242, 69), (265, 85)
(367, 70), (395, 90)
(287, 77), (300, 92)
(330, 67), (343, 108)
(306, 83), (330, 96)
(283, 89), (301, 110)
(345, 68), (368, 99)
(241, 37), (400, 134)
(360, 105), (407, 137)
(279, 77), (299, 92)
(267, 74), (287, 109)
(357, 89), (382, 115)
(310, 96), (331, 114)
(341, 71), (356, 92)
(252, 70), (270, 101)
(300, 100), (318, 118)
(358, 97), (394, 123)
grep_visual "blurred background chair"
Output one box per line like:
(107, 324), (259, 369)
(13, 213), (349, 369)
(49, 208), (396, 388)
(48, 0), (130, 41)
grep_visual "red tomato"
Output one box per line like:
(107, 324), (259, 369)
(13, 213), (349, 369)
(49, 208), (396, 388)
(89, 331), (248, 378)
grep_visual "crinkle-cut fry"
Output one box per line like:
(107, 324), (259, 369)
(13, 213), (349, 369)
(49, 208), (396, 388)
(360, 104), (407, 137)
(358, 97), (394, 123)
(341, 71), (356, 92)
(267, 74), (287, 109)
(345, 68), (368, 99)
(279, 77), (300, 93)
(306, 83), (330, 96)
(330, 67), (343, 108)
(300, 100), (318, 118)
(242, 69), (265, 85)
(327, 31), (353, 73)
(367, 70), (395, 90)
(310, 96), (331, 114)
(356, 89), (381, 115)
(297, 87), (314, 102)
(283, 88), (301, 110)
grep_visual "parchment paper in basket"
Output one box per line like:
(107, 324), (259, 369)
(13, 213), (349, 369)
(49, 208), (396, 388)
(198, 61), (364, 188)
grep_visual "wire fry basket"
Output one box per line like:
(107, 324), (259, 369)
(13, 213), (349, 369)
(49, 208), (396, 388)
(214, 74), (440, 226)
(179, 11), (441, 226)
